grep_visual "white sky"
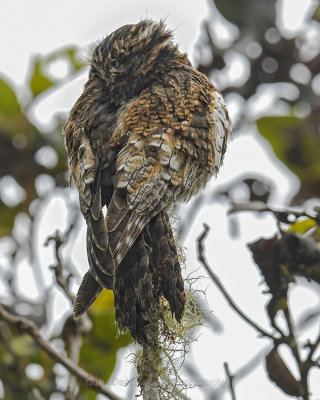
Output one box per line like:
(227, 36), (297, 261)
(0, 1), (319, 399)
(1, 0), (208, 84)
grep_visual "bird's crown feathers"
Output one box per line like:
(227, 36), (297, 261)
(91, 19), (184, 84)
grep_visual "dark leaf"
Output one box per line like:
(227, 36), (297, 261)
(214, 0), (276, 32)
(265, 348), (300, 397)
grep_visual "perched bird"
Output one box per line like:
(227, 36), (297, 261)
(63, 19), (231, 342)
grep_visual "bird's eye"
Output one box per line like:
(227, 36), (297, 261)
(91, 67), (100, 78)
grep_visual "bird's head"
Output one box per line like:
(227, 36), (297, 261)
(90, 20), (190, 104)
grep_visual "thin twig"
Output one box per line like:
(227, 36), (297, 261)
(162, 374), (194, 400)
(31, 388), (46, 400)
(283, 306), (310, 400)
(223, 362), (236, 400)
(229, 201), (320, 224)
(46, 230), (75, 303)
(45, 207), (81, 304)
(305, 332), (320, 366)
(197, 224), (277, 340)
(28, 209), (47, 295)
(66, 332), (82, 400)
(0, 304), (124, 400)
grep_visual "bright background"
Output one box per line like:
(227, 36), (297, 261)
(0, 1), (319, 399)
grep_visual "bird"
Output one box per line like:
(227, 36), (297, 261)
(63, 19), (231, 342)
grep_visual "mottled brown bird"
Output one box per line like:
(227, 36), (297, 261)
(63, 19), (231, 342)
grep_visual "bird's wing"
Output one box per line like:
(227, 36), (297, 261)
(108, 129), (179, 266)
(106, 69), (230, 267)
(63, 120), (114, 319)
(63, 125), (98, 216)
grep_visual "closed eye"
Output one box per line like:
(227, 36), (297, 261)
(128, 56), (138, 74)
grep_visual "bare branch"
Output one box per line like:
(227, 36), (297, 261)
(305, 332), (320, 366)
(31, 388), (46, 400)
(28, 209), (47, 295)
(45, 207), (82, 304)
(66, 331), (82, 400)
(197, 223), (277, 340)
(162, 374), (194, 400)
(229, 201), (320, 224)
(282, 305), (314, 400)
(46, 230), (75, 303)
(0, 304), (124, 400)
(223, 362), (236, 400)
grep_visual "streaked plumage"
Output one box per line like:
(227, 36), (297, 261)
(63, 19), (231, 342)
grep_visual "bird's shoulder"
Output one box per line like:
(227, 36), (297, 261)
(108, 66), (216, 144)
(63, 77), (118, 214)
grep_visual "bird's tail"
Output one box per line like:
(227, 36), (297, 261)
(113, 210), (185, 342)
(150, 210), (185, 321)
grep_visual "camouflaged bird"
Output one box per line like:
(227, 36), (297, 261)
(63, 19), (231, 342)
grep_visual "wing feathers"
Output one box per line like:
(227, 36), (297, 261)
(86, 212), (114, 289)
(106, 190), (129, 233)
(89, 177), (102, 221)
(87, 213), (108, 251)
(112, 213), (149, 267)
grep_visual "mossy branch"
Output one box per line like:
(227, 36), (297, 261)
(137, 307), (161, 400)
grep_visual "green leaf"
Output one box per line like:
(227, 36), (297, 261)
(312, 4), (320, 22)
(29, 57), (54, 98)
(256, 115), (320, 183)
(0, 78), (20, 117)
(27, 47), (87, 101)
(66, 47), (87, 71)
(287, 218), (317, 234)
(287, 218), (320, 245)
(257, 115), (301, 156)
(0, 202), (17, 236)
(46, 46), (88, 76)
(90, 289), (114, 314)
(80, 312), (131, 379)
(11, 335), (35, 358)
(79, 296), (131, 397)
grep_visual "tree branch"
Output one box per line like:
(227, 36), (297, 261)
(305, 332), (320, 366)
(45, 226), (78, 304)
(0, 304), (124, 400)
(283, 306), (310, 400)
(224, 362), (236, 400)
(137, 309), (161, 400)
(66, 331), (82, 400)
(229, 201), (320, 224)
(197, 223), (277, 340)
